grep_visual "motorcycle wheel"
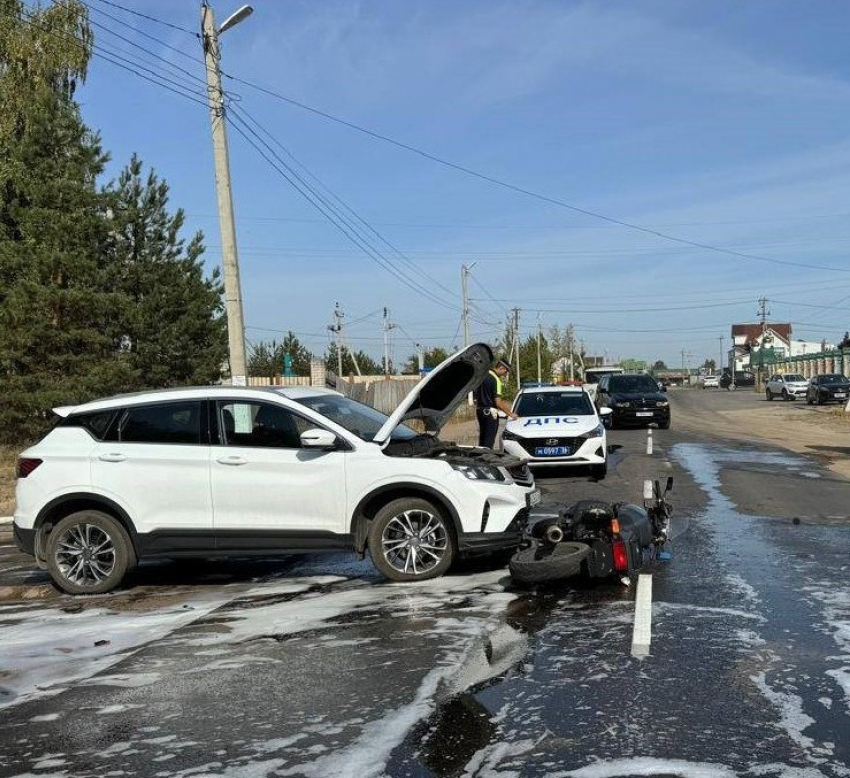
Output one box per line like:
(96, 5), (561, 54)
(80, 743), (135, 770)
(509, 540), (591, 585)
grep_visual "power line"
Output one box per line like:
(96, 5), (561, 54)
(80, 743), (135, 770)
(221, 73), (850, 275)
(230, 103), (459, 306)
(226, 109), (459, 311)
(86, 0), (198, 36)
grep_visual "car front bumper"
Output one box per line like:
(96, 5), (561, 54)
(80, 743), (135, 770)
(458, 506), (528, 556)
(502, 438), (606, 467)
(611, 407), (670, 426)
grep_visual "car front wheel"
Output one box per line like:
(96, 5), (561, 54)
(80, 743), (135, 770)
(766, 389), (773, 401)
(368, 498), (456, 582)
(45, 510), (136, 595)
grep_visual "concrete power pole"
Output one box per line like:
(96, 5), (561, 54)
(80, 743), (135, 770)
(536, 319), (543, 384)
(512, 307), (521, 387)
(382, 307), (396, 376)
(757, 296), (770, 388)
(461, 264), (475, 349)
(328, 303), (344, 378)
(201, 2), (252, 386)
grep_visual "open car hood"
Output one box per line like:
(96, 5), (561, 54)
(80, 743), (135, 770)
(373, 343), (494, 445)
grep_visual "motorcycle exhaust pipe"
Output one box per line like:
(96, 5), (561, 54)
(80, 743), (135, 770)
(544, 525), (564, 544)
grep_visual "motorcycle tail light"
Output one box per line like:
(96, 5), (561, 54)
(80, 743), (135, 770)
(612, 539), (629, 571)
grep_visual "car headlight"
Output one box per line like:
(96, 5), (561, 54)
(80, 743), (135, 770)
(583, 423), (605, 439)
(451, 463), (506, 481)
(656, 400), (669, 407)
(502, 429), (519, 442)
(615, 401), (631, 408)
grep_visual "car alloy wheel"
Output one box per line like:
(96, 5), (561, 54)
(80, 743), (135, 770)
(368, 498), (456, 582)
(46, 510), (135, 595)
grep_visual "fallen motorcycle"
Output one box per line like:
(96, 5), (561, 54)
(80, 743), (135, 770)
(509, 477), (673, 585)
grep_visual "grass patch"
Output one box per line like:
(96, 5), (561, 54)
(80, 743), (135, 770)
(0, 446), (17, 516)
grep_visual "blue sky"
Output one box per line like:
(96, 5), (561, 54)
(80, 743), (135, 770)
(73, 0), (850, 368)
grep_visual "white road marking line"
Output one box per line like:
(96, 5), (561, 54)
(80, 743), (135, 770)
(631, 573), (653, 657)
(646, 428), (653, 455)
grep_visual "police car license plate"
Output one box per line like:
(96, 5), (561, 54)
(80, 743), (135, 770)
(534, 446), (569, 456)
(636, 412), (653, 417)
(527, 489), (541, 507)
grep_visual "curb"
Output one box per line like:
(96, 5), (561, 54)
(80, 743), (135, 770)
(0, 517), (12, 525)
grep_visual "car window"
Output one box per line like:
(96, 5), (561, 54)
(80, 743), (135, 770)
(218, 401), (311, 448)
(60, 410), (117, 441)
(821, 374), (846, 384)
(608, 375), (659, 393)
(785, 374), (804, 382)
(515, 392), (594, 417)
(117, 402), (202, 444)
(293, 394), (417, 442)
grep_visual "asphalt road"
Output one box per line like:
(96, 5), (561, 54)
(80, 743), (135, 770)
(0, 389), (848, 778)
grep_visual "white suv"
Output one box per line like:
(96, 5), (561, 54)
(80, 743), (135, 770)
(765, 373), (808, 401)
(13, 344), (538, 594)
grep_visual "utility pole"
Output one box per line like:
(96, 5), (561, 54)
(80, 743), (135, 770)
(382, 307), (397, 377)
(415, 342), (424, 373)
(511, 307), (521, 388)
(201, 2), (253, 386)
(328, 303), (344, 378)
(567, 325), (575, 381)
(461, 264), (475, 348)
(757, 296), (771, 389)
(536, 318), (543, 384)
(719, 336), (724, 373)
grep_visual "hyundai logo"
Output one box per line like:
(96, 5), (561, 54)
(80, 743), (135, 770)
(545, 438), (559, 446)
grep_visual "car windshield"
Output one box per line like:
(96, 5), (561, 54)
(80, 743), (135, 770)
(515, 392), (594, 417)
(608, 375), (660, 393)
(293, 394), (418, 442)
(785, 374), (805, 382)
(821, 374), (848, 384)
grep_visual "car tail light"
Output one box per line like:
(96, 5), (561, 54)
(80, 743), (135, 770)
(17, 458), (43, 478)
(612, 539), (629, 571)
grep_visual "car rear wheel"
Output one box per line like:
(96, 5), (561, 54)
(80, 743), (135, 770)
(782, 389), (789, 401)
(45, 510), (136, 595)
(368, 498), (456, 582)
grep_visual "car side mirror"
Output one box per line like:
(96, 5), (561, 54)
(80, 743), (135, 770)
(599, 407), (613, 417)
(300, 428), (339, 449)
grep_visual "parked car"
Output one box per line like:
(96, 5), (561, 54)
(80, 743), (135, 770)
(595, 373), (670, 429)
(806, 374), (850, 405)
(765, 373), (808, 401)
(702, 374), (720, 389)
(501, 386), (611, 479)
(13, 344), (539, 594)
(720, 370), (755, 390)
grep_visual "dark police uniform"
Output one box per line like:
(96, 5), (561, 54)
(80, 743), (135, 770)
(473, 369), (503, 448)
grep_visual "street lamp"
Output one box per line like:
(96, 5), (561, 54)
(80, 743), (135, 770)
(201, 3), (254, 386)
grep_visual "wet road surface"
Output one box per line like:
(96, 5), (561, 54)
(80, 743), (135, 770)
(0, 389), (848, 777)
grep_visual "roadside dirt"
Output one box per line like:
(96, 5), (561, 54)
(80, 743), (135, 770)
(670, 388), (850, 480)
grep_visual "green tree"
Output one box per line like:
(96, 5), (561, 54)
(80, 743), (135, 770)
(0, 0), (129, 443)
(652, 360), (668, 372)
(402, 346), (449, 374)
(102, 156), (226, 387)
(248, 332), (312, 377)
(325, 344), (381, 376)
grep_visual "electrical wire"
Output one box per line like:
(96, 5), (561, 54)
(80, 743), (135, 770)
(225, 110), (460, 311)
(230, 104), (460, 306)
(86, 0), (197, 36)
(220, 73), (850, 275)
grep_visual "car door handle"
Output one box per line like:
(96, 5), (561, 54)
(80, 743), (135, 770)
(98, 453), (126, 463)
(216, 455), (248, 466)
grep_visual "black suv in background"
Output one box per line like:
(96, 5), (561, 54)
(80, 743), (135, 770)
(720, 370), (755, 390)
(806, 374), (850, 405)
(595, 373), (670, 429)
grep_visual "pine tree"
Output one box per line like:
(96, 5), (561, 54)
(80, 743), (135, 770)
(248, 332), (312, 378)
(0, 0), (131, 443)
(102, 156), (226, 388)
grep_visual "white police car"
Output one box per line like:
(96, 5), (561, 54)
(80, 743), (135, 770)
(501, 386), (611, 478)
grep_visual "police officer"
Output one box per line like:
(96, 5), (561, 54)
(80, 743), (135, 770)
(473, 359), (518, 448)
